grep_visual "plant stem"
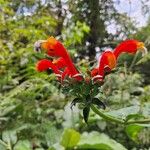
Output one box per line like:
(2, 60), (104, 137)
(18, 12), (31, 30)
(91, 105), (124, 124)
(126, 119), (150, 125)
(129, 52), (139, 71)
(91, 105), (150, 125)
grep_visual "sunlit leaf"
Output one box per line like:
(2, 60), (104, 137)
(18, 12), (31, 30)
(77, 132), (127, 150)
(60, 129), (80, 149)
(14, 140), (32, 150)
(125, 124), (150, 143)
(2, 130), (17, 145)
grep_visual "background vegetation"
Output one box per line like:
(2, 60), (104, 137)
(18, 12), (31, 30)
(0, 0), (150, 149)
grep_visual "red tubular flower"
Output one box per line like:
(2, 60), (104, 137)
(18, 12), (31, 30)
(91, 40), (147, 83)
(61, 67), (70, 81)
(91, 68), (99, 77)
(113, 40), (147, 59)
(35, 37), (82, 81)
(53, 58), (71, 81)
(52, 57), (66, 69)
(36, 59), (60, 75)
(91, 51), (116, 82)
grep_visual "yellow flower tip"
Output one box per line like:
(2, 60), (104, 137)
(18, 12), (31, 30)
(108, 54), (117, 69)
(40, 36), (57, 50)
(137, 42), (148, 56)
(47, 36), (57, 45)
(137, 42), (144, 49)
(52, 59), (58, 64)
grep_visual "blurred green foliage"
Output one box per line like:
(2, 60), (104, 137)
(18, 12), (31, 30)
(0, 0), (150, 150)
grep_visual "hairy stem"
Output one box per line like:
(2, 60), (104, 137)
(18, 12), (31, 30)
(126, 119), (150, 125)
(91, 105), (124, 124)
(91, 105), (150, 125)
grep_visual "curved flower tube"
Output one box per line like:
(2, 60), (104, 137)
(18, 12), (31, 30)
(91, 40), (147, 83)
(98, 51), (116, 75)
(36, 59), (60, 74)
(34, 37), (82, 81)
(91, 51), (116, 82)
(36, 58), (80, 82)
(53, 58), (71, 81)
(61, 67), (70, 81)
(91, 68), (99, 77)
(113, 39), (147, 59)
(53, 58), (78, 81)
(36, 59), (62, 81)
(52, 57), (67, 69)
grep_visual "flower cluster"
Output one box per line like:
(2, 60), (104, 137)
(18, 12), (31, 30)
(34, 37), (147, 122)
(35, 37), (146, 83)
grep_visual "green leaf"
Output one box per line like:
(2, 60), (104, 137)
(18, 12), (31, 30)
(0, 145), (6, 150)
(83, 106), (90, 123)
(49, 143), (65, 150)
(0, 140), (7, 150)
(44, 123), (62, 147)
(60, 129), (80, 149)
(125, 114), (144, 122)
(0, 105), (19, 117)
(125, 124), (150, 143)
(14, 140), (32, 150)
(106, 106), (140, 120)
(2, 130), (17, 145)
(77, 132), (127, 150)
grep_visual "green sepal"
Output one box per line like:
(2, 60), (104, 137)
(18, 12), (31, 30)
(92, 98), (106, 109)
(83, 106), (90, 123)
(70, 98), (82, 109)
(46, 68), (53, 74)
